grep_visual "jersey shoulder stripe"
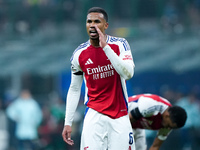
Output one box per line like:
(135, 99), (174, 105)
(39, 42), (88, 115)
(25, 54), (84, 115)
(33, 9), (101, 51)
(129, 94), (171, 106)
(70, 41), (90, 61)
(107, 35), (130, 51)
(119, 38), (130, 51)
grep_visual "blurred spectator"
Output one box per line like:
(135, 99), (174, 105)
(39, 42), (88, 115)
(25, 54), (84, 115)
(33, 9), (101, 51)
(38, 95), (84, 150)
(38, 105), (58, 150)
(38, 97), (67, 150)
(175, 92), (200, 150)
(6, 89), (42, 150)
(0, 98), (8, 150)
(49, 97), (67, 149)
(50, 96), (65, 123)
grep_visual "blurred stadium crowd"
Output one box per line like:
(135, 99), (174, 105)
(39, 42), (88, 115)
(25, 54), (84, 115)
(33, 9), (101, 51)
(0, 0), (200, 150)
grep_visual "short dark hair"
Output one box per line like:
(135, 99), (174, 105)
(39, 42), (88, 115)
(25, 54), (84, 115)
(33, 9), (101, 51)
(168, 106), (187, 128)
(87, 7), (108, 22)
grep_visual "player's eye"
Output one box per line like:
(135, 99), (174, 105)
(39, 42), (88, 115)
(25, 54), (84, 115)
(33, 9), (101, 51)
(94, 20), (101, 23)
(87, 20), (92, 23)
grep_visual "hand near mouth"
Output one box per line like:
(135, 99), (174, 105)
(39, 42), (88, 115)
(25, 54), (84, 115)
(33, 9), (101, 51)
(94, 25), (107, 48)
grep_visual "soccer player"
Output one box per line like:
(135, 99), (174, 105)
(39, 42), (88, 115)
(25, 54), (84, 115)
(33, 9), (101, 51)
(62, 7), (135, 150)
(128, 94), (187, 150)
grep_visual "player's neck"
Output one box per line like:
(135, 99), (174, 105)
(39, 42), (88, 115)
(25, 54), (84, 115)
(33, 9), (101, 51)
(90, 34), (107, 47)
(90, 38), (100, 47)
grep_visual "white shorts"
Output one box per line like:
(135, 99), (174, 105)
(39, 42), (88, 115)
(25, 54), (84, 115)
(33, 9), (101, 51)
(133, 129), (147, 150)
(80, 108), (135, 150)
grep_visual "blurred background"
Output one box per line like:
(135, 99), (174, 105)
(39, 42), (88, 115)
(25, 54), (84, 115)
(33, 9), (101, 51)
(0, 0), (200, 150)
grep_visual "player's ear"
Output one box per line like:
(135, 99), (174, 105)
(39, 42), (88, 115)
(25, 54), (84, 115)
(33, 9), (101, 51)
(104, 22), (109, 30)
(166, 111), (170, 118)
(163, 110), (170, 119)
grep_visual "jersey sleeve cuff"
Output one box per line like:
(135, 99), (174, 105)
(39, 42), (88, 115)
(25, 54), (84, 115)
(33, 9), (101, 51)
(103, 44), (110, 52)
(64, 119), (72, 126)
(157, 135), (167, 141)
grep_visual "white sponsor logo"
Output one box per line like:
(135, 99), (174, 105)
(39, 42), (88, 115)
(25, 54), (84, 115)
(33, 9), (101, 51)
(86, 64), (115, 80)
(87, 64), (113, 75)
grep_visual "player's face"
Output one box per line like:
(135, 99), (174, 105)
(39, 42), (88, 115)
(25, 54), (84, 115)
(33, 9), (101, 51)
(162, 114), (177, 129)
(86, 12), (108, 40)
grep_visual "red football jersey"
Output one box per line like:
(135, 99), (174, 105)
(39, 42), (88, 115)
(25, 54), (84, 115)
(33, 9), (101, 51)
(71, 35), (134, 119)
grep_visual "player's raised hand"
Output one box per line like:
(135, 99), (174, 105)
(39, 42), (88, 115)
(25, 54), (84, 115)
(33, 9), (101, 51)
(95, 25), (107, 48)
(62, 125), (74, 145)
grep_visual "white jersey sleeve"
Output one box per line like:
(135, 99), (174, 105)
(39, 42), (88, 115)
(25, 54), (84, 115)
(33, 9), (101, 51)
(64, 50), (84, 126)
(64, 71), (83, 126)
(103, 39), (135, 80)
(138, 96), (167, 117)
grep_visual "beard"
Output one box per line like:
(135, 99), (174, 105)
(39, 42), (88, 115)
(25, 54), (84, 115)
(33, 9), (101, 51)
(90, 36), (99, 41)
